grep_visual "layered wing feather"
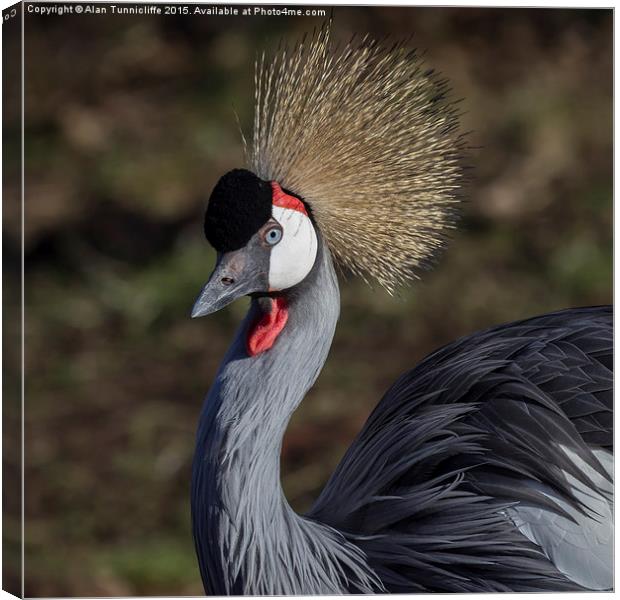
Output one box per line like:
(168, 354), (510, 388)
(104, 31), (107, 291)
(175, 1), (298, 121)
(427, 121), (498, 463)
(308, 306), (612, 592)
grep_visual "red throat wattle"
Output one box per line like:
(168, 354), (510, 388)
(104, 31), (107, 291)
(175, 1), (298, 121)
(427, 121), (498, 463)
(246, 297), (289, 356)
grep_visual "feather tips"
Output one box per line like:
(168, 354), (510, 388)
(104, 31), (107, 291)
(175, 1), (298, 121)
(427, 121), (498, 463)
(250, 23), (465, 292)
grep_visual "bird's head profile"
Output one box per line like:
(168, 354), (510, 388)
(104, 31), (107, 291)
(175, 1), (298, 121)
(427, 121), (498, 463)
(192, 22), (466, 319)
(191, 168), (318, 317)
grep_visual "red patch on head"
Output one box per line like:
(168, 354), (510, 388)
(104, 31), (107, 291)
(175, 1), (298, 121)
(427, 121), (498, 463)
(246, 296), (289, 356)
(271, 182), (308, 215)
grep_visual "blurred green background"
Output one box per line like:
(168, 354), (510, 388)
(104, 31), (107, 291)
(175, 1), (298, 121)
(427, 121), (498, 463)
(3, 5), (612, 596)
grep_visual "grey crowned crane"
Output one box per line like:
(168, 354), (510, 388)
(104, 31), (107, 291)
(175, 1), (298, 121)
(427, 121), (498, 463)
(189, 25), (613, 594)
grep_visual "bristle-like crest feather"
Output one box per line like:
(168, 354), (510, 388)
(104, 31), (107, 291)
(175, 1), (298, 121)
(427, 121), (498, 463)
(249, 23), (465, 292)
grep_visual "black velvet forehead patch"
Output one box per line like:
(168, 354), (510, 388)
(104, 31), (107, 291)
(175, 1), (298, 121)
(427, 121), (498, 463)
(204, 169), (273, 252)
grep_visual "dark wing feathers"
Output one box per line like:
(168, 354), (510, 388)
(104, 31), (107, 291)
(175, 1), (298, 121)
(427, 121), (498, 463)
(308, 306), (612, 592)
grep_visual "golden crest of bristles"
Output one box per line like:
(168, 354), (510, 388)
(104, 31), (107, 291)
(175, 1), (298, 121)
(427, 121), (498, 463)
(247, 23), (465, 293)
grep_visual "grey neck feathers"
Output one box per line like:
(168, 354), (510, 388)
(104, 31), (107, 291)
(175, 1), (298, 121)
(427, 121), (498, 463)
(191, 239), (381, 595)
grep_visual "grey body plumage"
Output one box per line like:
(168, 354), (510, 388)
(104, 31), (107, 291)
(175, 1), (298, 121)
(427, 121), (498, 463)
(190, 24), (613, 595)
(191, 234), (612, 593)
(310, 304), (612, 592)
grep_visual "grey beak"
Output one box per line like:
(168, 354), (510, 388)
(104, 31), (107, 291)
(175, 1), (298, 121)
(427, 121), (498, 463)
(191, 251), (267, 318)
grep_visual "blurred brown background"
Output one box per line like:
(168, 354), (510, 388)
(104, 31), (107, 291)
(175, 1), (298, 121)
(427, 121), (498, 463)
(3, 5), (612, 596)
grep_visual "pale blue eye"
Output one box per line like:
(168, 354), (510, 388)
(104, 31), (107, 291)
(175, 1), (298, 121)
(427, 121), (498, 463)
(265, 227), (282, 246)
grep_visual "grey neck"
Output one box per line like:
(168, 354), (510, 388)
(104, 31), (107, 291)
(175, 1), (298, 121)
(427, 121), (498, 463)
(191, 239), (380, 595)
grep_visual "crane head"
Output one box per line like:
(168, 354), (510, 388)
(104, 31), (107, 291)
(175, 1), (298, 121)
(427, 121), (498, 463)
(191, 168), (318, 318)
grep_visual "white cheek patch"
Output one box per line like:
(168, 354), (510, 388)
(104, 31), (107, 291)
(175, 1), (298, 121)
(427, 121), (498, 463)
(268, 205), (318, 291)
